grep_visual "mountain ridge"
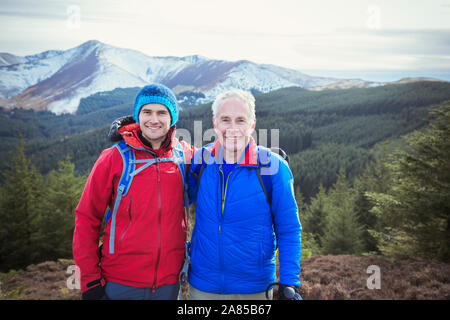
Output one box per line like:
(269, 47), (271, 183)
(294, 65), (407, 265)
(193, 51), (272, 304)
(0, 40), (384, 114)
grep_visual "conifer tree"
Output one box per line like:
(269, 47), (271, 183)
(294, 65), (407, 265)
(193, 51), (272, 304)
(0, 138), (43, 271)
(296, 186), (320, 257)
(35, 156), (85, 261)
(302, 184), (328, 249)
(353, 156), (392, 253)
(368, 102), (450, 261)
(321, 169), (364, 254)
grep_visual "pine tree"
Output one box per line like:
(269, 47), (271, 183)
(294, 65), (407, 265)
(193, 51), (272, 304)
(302, 184), (328, 249)
(353, 156), (392, 253)
(0, 138), (43, 271)
(368, 102), (450, 261)
(296, 186), (320, 258)
(321, 169), (364, 254)
(35, 156), (85, 261)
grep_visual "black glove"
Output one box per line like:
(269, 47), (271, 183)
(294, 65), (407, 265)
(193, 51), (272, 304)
(277, 284), (302, 300)
(108, 115), (135, 142)
(82, 279), (106, 300)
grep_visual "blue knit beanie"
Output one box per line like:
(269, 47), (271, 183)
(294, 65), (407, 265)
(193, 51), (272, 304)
(133, 83), (179, 127)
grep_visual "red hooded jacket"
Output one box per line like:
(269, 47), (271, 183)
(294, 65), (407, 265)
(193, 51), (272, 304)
(73, 124), (195, 293)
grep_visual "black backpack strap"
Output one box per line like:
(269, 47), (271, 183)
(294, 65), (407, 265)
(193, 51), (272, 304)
(256, 145), (290, 206)
(256, 166), (270, 205)
(190, 144), (214, 188)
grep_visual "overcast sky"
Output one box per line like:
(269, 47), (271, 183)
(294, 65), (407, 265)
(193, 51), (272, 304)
(1, 0), (449, 81)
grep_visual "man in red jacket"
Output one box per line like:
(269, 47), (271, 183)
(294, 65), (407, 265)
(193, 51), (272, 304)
(73, 83), (194, 300)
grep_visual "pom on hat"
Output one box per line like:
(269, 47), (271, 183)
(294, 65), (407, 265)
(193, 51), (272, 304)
(133, 83), (179, 127)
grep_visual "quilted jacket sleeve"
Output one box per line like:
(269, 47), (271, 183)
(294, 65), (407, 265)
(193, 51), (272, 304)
(270, 154), (302, 287)
(72, 148), (117, 292)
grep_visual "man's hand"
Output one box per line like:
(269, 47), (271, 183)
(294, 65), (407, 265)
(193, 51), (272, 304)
(277, 284), (302, 300)
(108, 115), (135, 142)
(82, 279), (107, 300)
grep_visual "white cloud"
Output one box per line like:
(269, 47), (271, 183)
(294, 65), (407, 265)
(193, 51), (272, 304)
(0, 0), (449, 76)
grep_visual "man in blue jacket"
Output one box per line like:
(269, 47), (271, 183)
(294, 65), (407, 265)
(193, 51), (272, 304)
(187, 89), (302, 300)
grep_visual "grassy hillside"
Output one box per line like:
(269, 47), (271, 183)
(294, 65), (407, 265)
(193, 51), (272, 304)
(1, 255), (449, 300)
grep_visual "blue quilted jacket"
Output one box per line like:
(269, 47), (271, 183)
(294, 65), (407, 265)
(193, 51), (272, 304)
(187, 138), (301, 294)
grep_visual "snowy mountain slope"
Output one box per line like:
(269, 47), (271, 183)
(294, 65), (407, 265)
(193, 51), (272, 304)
(200, 61), (339, 100)
(0, 53), (26, 67)
(0, 50), (68, 100)
(0, 40), (382, 114)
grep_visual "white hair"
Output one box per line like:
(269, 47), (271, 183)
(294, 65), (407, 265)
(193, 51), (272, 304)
(211, 89), (256, 120)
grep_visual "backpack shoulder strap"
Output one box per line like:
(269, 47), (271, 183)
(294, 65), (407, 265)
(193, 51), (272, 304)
(115, 140), (136, 196)
(107, 140), (136, 254)
(105, 141), (136, 223)
(173, 142), (189, 212)
(173, 142), (187, 177)
(256, 145), (290, 206)
(256, 146), (272, 205)
(190, 143), (214, 186)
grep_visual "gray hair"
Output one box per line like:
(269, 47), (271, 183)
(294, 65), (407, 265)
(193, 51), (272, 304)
(211, 89), (256, 120)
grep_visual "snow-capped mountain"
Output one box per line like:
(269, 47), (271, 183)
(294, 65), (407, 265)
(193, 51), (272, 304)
(0, 40), (381, 114)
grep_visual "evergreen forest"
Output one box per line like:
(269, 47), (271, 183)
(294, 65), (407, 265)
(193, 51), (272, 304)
(1, 81), (449, 272)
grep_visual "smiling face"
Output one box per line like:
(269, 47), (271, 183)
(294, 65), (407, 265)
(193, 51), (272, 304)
(213, 98), (256, 161)
(138, 103), (171, 149)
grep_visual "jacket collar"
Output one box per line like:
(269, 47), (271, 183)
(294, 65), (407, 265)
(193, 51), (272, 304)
(208, 136), (258, 166)
(119, 123), (177, 155)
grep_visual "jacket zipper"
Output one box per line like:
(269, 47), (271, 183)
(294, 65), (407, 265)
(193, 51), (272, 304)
(219, 166), (233, 217)
(218, 165), (234, 293)
(152, 162), (162, 292)
(218, 166), (225, 293)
